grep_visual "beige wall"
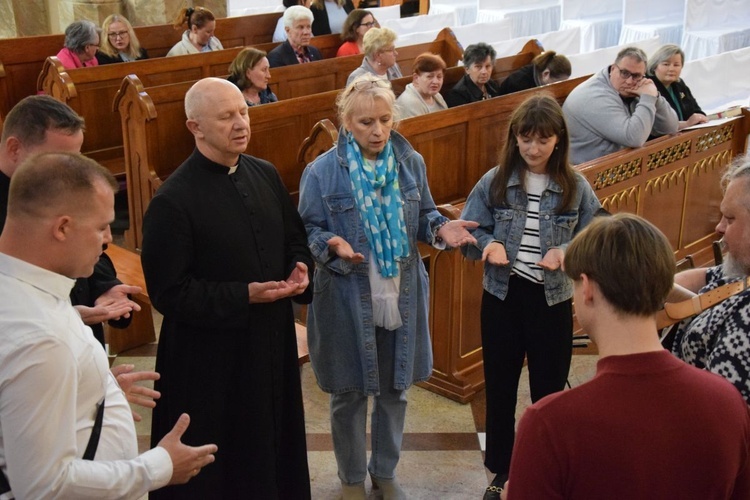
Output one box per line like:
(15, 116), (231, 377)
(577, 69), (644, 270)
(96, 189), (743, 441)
(0, 0), (228, 38)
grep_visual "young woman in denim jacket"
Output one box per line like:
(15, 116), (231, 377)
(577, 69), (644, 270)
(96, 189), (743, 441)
(298, 74), (477, 500)
(460, 94), (602, 499)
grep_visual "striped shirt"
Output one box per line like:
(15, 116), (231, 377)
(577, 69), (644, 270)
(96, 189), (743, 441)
(512, 172), (547, 283)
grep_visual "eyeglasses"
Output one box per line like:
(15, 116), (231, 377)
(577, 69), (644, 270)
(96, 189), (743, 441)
(351, 78), (392, 91)
(614, 64), (644, 82)
(380, 47), (397, 54)
(108, 31), (129, 40)
(359, 21), (376, 28)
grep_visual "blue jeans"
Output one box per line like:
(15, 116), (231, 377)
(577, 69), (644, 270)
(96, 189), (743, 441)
(330, 327), (408, 485)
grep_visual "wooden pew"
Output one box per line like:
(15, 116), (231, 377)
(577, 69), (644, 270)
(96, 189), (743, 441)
(103, 243), (155, 355)
(39, 30), (463, 179)
(115, 41), (540, 250)
(37, 34), (344, 177)
(420, 114), (749, 402)
(0, 12), (282, 121)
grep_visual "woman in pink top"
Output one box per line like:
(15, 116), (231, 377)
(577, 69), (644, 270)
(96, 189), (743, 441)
(56, 20), (100, 69)
(336, 9), (376, 57)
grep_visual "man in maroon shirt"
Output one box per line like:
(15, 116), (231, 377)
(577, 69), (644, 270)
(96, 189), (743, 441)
(502, 213), (750, 500)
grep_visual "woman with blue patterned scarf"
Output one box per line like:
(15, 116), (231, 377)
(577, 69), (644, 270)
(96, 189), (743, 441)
(299, 74), (478, 500)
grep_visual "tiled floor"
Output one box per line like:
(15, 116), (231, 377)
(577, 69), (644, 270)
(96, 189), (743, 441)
(113, 309), (599, 499)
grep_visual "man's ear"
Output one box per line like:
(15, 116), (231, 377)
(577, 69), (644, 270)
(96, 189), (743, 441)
(51, 215), (72, 242)
(186, 119), (201, 137)
(579, 273), (596, 305)
(4, 136), (23, 163)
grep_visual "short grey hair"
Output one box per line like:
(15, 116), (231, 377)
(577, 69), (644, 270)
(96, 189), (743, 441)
(64, 20), (100, 54)
(647, 44), (685, 75)
(722, 156), (750, 200)
(614, 46), (647, 66)
(463, 43), (496, 68)
(284, 6), (314, 29)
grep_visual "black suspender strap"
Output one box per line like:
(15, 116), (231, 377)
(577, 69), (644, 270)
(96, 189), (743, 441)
(0, 398), (105, 496)
(83, 398), (105, 460)
(0, 469), (9, 497)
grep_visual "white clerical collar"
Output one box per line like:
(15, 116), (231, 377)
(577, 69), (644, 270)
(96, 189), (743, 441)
(228, 164), (239, 175)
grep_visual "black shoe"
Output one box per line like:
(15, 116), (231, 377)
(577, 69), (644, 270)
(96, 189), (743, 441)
(482, 473), (508, 500)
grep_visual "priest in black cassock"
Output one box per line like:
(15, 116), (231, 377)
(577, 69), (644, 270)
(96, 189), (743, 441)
(141, 77), (313, 499)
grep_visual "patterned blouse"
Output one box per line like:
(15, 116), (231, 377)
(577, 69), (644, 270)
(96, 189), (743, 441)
(672, 265), (750, 404)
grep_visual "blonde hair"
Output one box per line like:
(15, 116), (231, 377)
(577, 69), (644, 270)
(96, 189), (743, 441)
(99, 14), (142, 60)
(337, 74), (398, 128)
(362, 27), (397, 59)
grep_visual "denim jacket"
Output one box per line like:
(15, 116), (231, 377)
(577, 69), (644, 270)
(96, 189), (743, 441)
(461, 167), (602, 305)
(298, 130), (448, 394)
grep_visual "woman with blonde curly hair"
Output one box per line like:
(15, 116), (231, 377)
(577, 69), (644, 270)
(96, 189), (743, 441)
(346, 27), (402, 86)
(96, 14), (148, 65)
(299, 74), (477, 500)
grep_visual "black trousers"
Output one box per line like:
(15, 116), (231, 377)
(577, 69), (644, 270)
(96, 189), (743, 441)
(481, 275), (573, 475)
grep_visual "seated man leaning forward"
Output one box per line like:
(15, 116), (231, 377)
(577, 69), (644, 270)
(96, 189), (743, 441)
(0, 152), (217, 498)
(671, 156), (750, 405)
(502, 213), (750, 500)
(563, 46), (678, 165)
(268, 5), (323, 67)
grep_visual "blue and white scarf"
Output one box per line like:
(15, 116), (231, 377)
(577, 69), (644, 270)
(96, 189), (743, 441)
(346, 132), (409, 278)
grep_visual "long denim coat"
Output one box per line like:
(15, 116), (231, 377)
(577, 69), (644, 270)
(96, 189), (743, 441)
(298, 130), (448, 394)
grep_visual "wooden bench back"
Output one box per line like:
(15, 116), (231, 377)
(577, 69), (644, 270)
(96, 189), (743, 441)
(36, 35), (341, 176)
(39, 32), (463, 178)
(0, 12), (282, 120)
(115, 40), (541, 249)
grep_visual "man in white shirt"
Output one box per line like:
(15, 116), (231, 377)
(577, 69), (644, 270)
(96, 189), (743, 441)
(0, 152), (217, 498)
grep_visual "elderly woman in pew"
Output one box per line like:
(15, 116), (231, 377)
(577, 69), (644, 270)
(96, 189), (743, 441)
(274, 0), (313, 42)
(336, 9), (377, 57)
(445, 43), (501, 107)
(268, 6), (323, 67)
(311, 0), (356, 36)
(166, 6), (223, 57)
(228, 48), (278, 106)
(298, 74), (478, 500)
(96, 14), (148, 65)
(346, 27), (402, 86)
(56, 20), (100, 69)
(460, 94), (601, 500)
(647, 44), (708, 131)
(498, 51), (571, 96)
(396, 53), (448, 118)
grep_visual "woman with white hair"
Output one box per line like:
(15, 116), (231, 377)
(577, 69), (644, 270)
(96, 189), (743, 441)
(56, 20), (100, 69)
(346, 27), (402, 86)
(268, 5), (323, 67)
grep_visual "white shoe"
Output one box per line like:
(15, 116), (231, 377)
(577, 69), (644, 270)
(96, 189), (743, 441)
(341, 481), (366, 500)
(370, 474), (408, 500)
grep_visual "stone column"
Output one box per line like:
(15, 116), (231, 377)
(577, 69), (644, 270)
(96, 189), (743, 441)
(54, 0), (122, 32)
(1, 0), (229, 38)
(0, 0), (50, 38)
